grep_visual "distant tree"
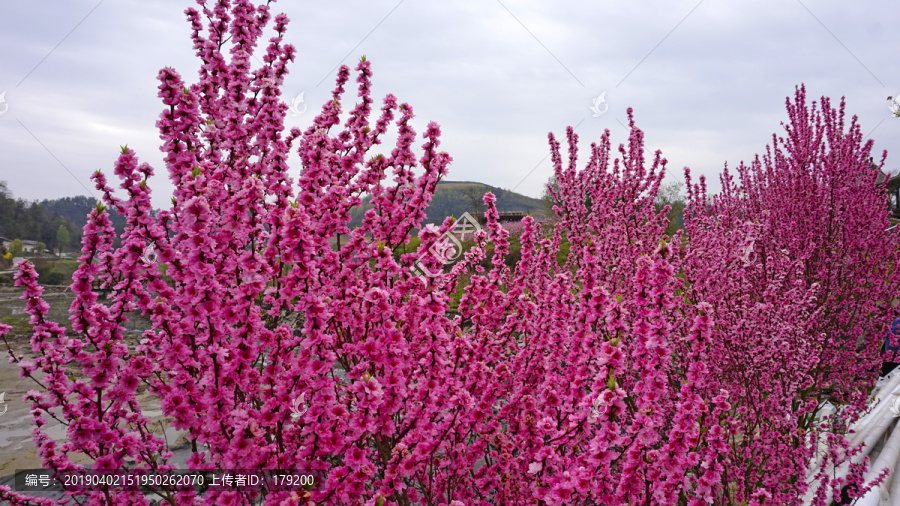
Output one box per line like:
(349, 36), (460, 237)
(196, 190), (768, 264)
(36, 242), (46, 254)
(461, 186), (486, 215)
(0, 181), (19, 238)
(40, 195), (129, 247)
(57, 224), (69, 253)
(8, 239), (23, 257)
(0, 182), (85, 251)
(542, 174), (558, 216)
(543, 173), (594, 218)
(654, 181), (686, 236)
(44, 271), (66, 285)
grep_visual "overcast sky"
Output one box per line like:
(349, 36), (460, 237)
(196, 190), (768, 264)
(1, 0), (899, 211)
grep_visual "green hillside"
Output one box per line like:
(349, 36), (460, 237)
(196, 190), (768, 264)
(349, 181), (547, 228)
(1, 179), (545, 253)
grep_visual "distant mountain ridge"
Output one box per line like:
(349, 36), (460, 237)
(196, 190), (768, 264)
(429, 180), (547, 220)
(349, 180), (547, 228)
(2, 179), (545, 247)
(0, 182), (104, 254)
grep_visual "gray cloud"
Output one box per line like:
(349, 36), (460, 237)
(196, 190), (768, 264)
(0, 0), (898, 211)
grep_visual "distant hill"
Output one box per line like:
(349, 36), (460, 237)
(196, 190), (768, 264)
(44, 181), (545, 235)
(39, 195), (128, 248)
(39, 196), (100, 229)
(349, 180), (547, 228)
(0, 182), (84, 254)
(2, 178), (543, 252)
(427, 181), (547, 220)
(40, 195), (128, 227)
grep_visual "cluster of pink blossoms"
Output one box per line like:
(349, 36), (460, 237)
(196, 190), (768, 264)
(1, 1), (898, 505)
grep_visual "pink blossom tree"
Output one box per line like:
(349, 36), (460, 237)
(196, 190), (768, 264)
(677, 86), (899, 504)
(431, 118), (733, 504)
(0, 0), (895, 504)
(1, 0), (463, 503)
